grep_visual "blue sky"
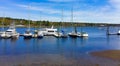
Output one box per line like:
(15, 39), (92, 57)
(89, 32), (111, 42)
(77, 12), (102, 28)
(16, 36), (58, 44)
(0, 0), (120, 23)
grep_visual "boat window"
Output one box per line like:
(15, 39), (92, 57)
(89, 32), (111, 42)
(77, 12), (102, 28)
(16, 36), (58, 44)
(48, 31), (54, 32)
(6, 31), (12, 32)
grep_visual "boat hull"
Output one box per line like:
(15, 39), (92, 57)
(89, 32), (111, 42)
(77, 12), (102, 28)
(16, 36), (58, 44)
(24, 35), (32, 39)
(38, 36), (43, 38)
(0, 32), (11, 39)
(117, 33), (120, 35)
(68, 32), (78, 38)
(69, 34), (78, 38)
(61, 34), (68, 38)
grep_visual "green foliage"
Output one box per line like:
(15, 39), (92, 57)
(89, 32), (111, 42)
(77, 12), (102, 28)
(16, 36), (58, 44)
(0, 17), (118, 27)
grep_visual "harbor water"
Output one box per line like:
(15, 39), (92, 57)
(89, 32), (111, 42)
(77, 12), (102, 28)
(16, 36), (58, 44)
(0, 27), (120, 66)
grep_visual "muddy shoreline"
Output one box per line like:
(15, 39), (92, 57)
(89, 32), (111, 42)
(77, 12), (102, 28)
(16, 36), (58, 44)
(91, 50), (120, 61)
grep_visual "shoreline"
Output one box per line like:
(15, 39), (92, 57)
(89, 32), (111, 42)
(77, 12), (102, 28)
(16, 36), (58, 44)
(91, 50), (120, 61)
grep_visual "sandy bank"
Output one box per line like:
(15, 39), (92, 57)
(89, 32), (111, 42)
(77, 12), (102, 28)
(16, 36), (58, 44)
(0, 53), (120, 66)
(91, 50), (120, 61)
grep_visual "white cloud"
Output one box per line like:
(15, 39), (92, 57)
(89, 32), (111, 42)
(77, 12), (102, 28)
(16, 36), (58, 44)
(11, 0), (120, 23)
(109, 0), (120, 11)
(15, 3), (117, 23)
(16, 4), (61, 14)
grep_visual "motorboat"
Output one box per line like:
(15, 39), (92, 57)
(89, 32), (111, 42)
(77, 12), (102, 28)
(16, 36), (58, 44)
(40, 26), (57, 36)
(0, 22), (19, 39)
(0, 32), (11, 38)
(0, 31), (5, 35)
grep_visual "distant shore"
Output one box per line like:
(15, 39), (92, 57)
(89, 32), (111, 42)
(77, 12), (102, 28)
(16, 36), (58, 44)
(91, 50), (120, 61)
(1, 17), (120, 27)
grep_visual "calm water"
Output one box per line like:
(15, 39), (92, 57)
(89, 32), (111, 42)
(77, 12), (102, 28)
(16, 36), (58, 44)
(0, 27), (120, 57)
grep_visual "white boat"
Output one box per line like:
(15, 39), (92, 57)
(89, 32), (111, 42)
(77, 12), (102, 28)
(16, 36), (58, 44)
(117, 30), (120, 35)
(23, 29), (32, 39)
(81, 32), (88, 37)
(32, 30), (38, 38)
(40, 26), (57, 36)
(0, 32), (11, 38)
(37, 30), (44, 38)
(0, 31), (5, 35)
(53, 27), (68, 38)
(68, 31), (78, 38)
(68, 24), (79, 38)
(69, 31), (88, 37)
(54, 32), (62, 38)
(68, 7), (79, 38)
(36, 18), (44, 38)
(78, 28), (88, 37)
(32, 30), (43, 38)
(1, 22), (19, 39)
(23, 19), (32, 39)
(23, 5), (33, 39)
(68, 7), (88, 38)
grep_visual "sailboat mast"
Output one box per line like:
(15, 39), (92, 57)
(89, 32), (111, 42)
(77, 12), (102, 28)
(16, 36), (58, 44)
(2, 14), (5, 31)
(28, 5), (31, 30)
(71, 6), (73, 25)
(61, 8), (63, 24)
(71, 6), (77, 33)
(60, 7), (64, 30)
(28, 19), (30, 30)
(106, 24), (109, 35)
(28, 18), (30, 30)
(39, 14), (41, 28)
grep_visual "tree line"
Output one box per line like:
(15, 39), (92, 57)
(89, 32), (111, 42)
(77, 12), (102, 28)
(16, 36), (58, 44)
(0, 17), (119, 27)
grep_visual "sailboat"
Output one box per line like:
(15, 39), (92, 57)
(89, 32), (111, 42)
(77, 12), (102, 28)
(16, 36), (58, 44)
(68, 6), (88, 38)
(36, 21), (44, 38)
(23, 20), (32, 39)
(79, 27), (88, 37)
(61, 29), (68, 38)
(23, 5), (32, 39)
(54, 8), (68, 38)
(68, 26), (78, 38)
(68, 7), (78, 38)
(60, 8), (68, 38)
